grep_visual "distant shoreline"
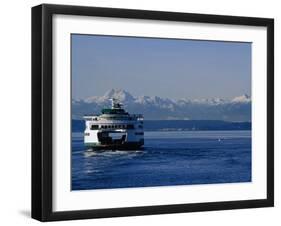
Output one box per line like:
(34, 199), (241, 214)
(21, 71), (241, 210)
(72, 119), (251, 132)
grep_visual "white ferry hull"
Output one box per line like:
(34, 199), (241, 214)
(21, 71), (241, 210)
(85, 130), (144, 150)
(84, 99), (144, 151)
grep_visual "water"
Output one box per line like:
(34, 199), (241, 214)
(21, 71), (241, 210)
(72, 130), (251, 190)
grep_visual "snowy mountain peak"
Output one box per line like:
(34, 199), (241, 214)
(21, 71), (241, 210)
(231, 94), (251, 103)
(85, 89), (135, 104)
(82, 90), (251, 105)
(73, 90), (251, 121)
(103, 89), (135, 102)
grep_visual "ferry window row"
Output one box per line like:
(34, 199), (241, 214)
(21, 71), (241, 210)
(90, 124), (135, 130)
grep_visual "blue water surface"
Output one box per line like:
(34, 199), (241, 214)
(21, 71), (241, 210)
(72, 130), (251, 190)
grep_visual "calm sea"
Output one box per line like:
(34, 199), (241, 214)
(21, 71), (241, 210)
(72, 128), (251, 190)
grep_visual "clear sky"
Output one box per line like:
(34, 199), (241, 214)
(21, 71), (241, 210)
(72, 34), (251, 100)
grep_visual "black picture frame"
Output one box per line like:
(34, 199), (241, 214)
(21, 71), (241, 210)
(32, 3), (274, 222)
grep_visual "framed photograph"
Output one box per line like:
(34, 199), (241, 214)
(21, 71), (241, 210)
(32, 4), (274, 221)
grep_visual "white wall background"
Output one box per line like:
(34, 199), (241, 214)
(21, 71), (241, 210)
(0, 0), (279, 225)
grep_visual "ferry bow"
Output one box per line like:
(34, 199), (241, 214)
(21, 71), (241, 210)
(83, 98), (144, 150)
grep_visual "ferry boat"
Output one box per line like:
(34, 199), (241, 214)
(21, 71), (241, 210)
(83, 98), (144, 150)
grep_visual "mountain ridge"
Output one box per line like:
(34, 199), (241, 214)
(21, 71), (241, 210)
(72, 89), (251, 121)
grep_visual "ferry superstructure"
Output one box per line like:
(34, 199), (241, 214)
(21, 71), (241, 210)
(83, 99), (144, 150)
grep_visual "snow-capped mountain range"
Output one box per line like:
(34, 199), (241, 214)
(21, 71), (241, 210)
(72, 89), (251, 121)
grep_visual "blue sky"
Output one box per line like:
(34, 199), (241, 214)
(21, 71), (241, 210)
(72, 34), (251, 100)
